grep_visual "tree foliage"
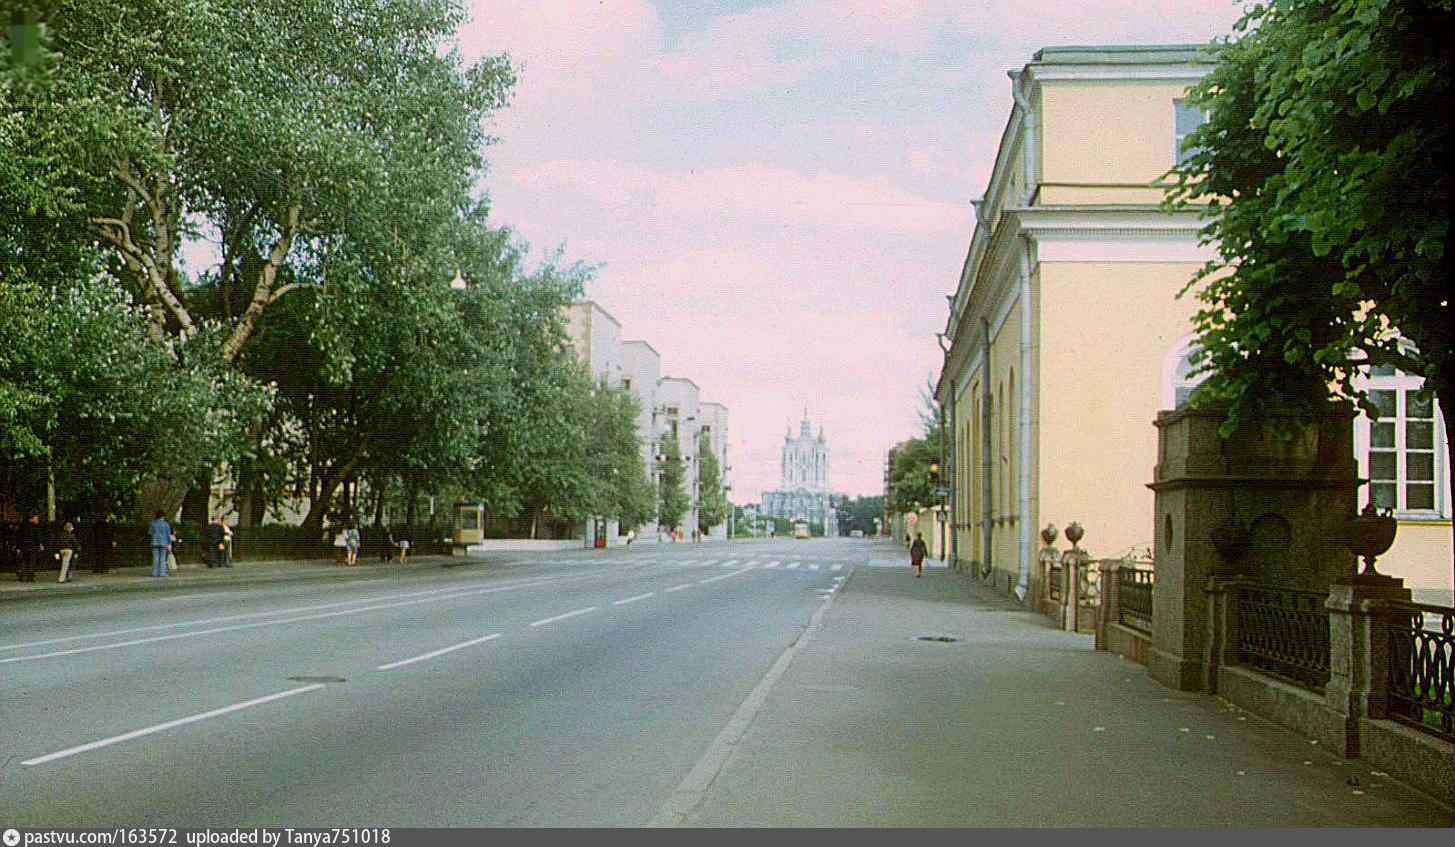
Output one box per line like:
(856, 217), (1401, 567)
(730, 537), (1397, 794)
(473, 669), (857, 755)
(696, 437), (727, 534)
(885, 387), (945, 516)
(835, 494), (884, 535)
(657, 434), (689, 532)
(0, 280), (266, 517)
(1166, 0), (1451, 446)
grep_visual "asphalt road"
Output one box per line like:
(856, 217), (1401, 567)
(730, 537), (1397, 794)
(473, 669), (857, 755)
(1, 539), (856, 827)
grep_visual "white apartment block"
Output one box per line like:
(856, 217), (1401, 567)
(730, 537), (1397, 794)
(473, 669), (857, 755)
(564, 300), (730, 544)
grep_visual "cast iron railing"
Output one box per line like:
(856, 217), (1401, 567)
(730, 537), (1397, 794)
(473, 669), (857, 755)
(1387, 601), (1455, 742)
(1231, 584), (1331, 692)
(1117, 566), (1154, 635)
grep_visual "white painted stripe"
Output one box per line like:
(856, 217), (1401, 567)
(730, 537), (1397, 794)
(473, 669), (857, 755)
(529, 607), (598, 628)
(831, 564), (843, 571)
(698, 569), (750, 585)
(2, 573), (607, 664)
(663, 584), (694, 593)
(698, 560), (718, 567)
(613, 592), (656, 606)
(719, 560), (738, 568)
(763, 561), (779, 569)
(2, 569), (620, 653)
(808, 564), (820, 571)
(376, 633), (502, 670)
(158, 592), (228, 602)
(648, 579), (841, 826)
(22, 684), (325, 766)
(786, 562), (800, 570)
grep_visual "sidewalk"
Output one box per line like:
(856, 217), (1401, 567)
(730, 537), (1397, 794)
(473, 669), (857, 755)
(0, 551), (502, 601)
(682, 540), (1454, 827)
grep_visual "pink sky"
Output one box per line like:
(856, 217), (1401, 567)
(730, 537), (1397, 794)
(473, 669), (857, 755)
(456, 0), (1246, 502)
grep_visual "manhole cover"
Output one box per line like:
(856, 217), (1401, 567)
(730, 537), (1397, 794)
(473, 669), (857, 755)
(286, 675), (347, 683)
(912, 635), (960, 643)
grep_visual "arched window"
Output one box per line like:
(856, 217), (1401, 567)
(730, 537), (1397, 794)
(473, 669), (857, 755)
(1163, 335), (1207, 409)
(1354, 359), (1448, 517)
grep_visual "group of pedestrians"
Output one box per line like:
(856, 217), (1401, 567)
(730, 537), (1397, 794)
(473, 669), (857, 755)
(2, 511), (119, 583)
(146, 511), (233, 577)
(333, 522), (411, 565)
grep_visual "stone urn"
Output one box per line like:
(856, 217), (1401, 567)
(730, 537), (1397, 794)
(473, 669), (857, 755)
(1040, 524), (1059, 547)
(1064, 522), (1084, 548)
(1341, 501), (1397, 581)
(1209, 520), (1250, 569)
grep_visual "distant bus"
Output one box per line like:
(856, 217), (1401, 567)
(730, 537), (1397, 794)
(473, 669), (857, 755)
(792, 523), (810, 538)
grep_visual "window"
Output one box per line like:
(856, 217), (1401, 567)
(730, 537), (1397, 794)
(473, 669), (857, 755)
(1174, 99), (1208, 165)
(1163, 336), (1206, 409)
(1357, 364), (1446, 517)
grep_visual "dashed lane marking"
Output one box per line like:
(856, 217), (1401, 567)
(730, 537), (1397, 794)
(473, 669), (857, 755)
(528, 607), (598, 628)
(377, 633), (502, 670)
(22, 684), (326, 766)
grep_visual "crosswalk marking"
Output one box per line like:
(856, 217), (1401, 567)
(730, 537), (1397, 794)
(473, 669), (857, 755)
(808, 564), (820, 571)
(830, 564), (843, 571)
(785, 562), (800, 570)
(764, 561), (779, 569)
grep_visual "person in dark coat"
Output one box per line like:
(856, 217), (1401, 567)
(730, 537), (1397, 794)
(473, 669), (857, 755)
(89, 514), (116, 573)
(17, 512), (46, 582)
(909, 532), (928, 579)
(205, 516), (226, 568)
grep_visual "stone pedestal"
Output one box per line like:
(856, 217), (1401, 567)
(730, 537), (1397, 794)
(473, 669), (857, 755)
(1323, 578), (1414, 755)
(1146, 405), (1359, 692)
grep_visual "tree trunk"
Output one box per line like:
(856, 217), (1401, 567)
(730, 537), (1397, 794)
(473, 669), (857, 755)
(301, 451), (365, 530)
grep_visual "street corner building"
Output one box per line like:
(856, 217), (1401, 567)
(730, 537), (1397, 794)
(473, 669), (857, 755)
(933, 45), (1452, 601)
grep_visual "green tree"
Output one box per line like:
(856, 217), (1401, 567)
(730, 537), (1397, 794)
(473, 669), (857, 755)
(0, 281), (266, 518)
(1165, 0), (1450, 452)
(583, 379), (656, 530)
(657, 434), (689, 532)
(696, 437), (727, 534)
(885, 388), (945, 516)
(836, 494), (884, 535)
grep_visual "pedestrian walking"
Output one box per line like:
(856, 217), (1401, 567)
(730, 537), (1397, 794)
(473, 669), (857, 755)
(333, 526), (348, 565)
(909, 532), (928, 579)
(168, 527), (184, 572)
(220, 516), (234, 567)
(148, 510), (172, 577)
(344, 522), (360, 566)
(205, 516), (226, 568)
(17, 511), (46, 582)
(56, 520), (78, 583)
(90, 513), (117, 573)
(379, 525), (395, 561)
(396, 526), (411, 563)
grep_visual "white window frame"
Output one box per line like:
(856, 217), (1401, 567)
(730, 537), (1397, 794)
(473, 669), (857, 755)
(1162, 334), (1205, 409)
(1353, 364), (1449, 520)
(1173, 99), (1208, 166)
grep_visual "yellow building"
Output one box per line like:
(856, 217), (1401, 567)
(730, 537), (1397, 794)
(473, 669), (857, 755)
(934, 45), (1451, 598)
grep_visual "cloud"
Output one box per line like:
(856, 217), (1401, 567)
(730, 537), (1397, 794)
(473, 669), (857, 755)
(507, 158), (969, 234)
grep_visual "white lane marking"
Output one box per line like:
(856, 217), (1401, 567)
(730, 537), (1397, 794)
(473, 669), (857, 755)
(698, 560), (718, 567)
(719, 560), (738, 568)
(376, 633), (502, 670)
(1, 568), (627, 653)
(808, 564), (820, 571)
(158, 592), (229, 602)
(22, 684), (325, 766)
(529, 607), (598, 628)
(649, 579), (841, 827)
(785, 562), (800, 570)
(2, 573), (611, 665)
(662, 584), (694, 593)
(613, 592), (657, 606)
(763, 561), (780, 569)
(830, 564), (843, 571)
(698, 569), (751, 585)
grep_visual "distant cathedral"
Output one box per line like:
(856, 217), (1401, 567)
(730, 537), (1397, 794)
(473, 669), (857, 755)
(761, 410), (843, 535)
